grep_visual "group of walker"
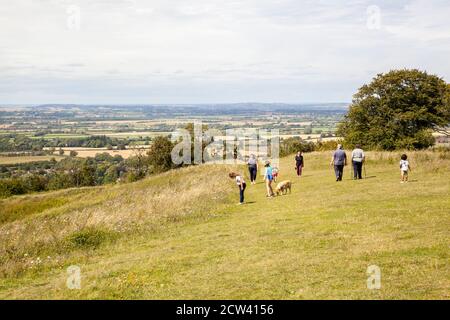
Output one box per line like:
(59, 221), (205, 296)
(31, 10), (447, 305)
(331, 144), (365, 181)
(229, 145), (412, 205)
(330, 144), (411, 182)
(229, 155), (280, 205)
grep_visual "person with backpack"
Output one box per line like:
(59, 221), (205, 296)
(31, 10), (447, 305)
(351, 144), (365, 179)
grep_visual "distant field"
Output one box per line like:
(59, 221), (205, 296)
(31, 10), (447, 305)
(99, 131), (171, 138)
(69, 149), (144, 159)
(28, 135), (90, 140)
(25, 132), (170, 140)
(0, 149), (149, 163)
(55, 147), (150, 159)
(0, 155), (65, 165)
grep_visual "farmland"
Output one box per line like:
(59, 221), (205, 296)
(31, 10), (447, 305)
(0, 104), (346, 141)
(0, 104), (346, 163)
(0, 155), (65, 165)
(42, 147), (150, 159)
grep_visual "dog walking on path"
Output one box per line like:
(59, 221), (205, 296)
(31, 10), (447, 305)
(275, 180), (292, 196)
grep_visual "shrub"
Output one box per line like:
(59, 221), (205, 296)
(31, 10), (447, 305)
(315, 140), (341, 151)
(66, 228), (116, 249)
(279, 137), (315, 157)
(0, 178), (26, 198)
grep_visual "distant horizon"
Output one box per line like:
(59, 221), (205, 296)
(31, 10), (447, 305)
(0, 102), (350, 108)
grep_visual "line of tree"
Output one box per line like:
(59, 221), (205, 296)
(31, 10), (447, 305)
(0, 134), (133, 153)
(0, 135), (46, 152)
(47, 135), (128, 148)
(0, 153), (126, 198)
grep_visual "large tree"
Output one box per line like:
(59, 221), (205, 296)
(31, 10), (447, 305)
(338, 69), (450, 150)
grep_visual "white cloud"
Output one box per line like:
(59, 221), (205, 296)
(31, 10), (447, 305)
(385, 0), (450, 41)
(0, 0), (449, 104)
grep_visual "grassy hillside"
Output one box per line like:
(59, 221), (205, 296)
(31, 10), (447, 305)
(0, 151), (449, 299)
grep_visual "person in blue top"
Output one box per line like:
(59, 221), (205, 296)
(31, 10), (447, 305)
(264, 160), (275, 197)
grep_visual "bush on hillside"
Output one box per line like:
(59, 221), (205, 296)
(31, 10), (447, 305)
(66, 228), (116, 249)
(279, 137), (315, 157)
(146, 136), (176, 173)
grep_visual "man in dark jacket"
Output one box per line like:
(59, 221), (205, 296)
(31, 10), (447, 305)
(330, 144), (347, 181)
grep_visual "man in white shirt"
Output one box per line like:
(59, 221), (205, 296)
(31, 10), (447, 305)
(351, 144), (365, 179)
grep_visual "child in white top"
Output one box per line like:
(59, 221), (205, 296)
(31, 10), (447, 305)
(400, 154), (412, 183)
(229, 172), (246, 204)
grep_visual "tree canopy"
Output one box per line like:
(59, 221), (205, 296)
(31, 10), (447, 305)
(338, 69), (450, 150)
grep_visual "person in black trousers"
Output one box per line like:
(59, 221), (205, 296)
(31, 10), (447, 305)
(229, 172), (246, 204)
(295, 151), (304, 176)
(247, 154), (258, 185)
(351, 144), (365, 179)
(330, 144), (347, 181)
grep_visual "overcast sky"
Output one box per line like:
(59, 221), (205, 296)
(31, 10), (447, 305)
(0, 0), (449, 104)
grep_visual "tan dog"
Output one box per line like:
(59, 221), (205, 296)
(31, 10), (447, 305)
(275, 180), (291, 196)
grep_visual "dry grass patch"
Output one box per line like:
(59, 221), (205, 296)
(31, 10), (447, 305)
(0, 164), (234, 278)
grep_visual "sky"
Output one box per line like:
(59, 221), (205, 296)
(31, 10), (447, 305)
(0, 0), (449, 104)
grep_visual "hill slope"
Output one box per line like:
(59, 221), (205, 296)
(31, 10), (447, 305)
(0, 151), (449, 299)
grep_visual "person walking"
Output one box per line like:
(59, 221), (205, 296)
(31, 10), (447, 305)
(295, 151), (304, 177)
(351, 144), (365, 179)
(229, 172), (246, 204)
(247, 154), (258, 185)
(400, 154), (412, 183)
(263, 160), (275, 197)
(330, 144), (347, 181)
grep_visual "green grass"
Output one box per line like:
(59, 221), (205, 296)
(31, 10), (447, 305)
(0, 196), (68, 224)
(0, 151), (448, 299)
